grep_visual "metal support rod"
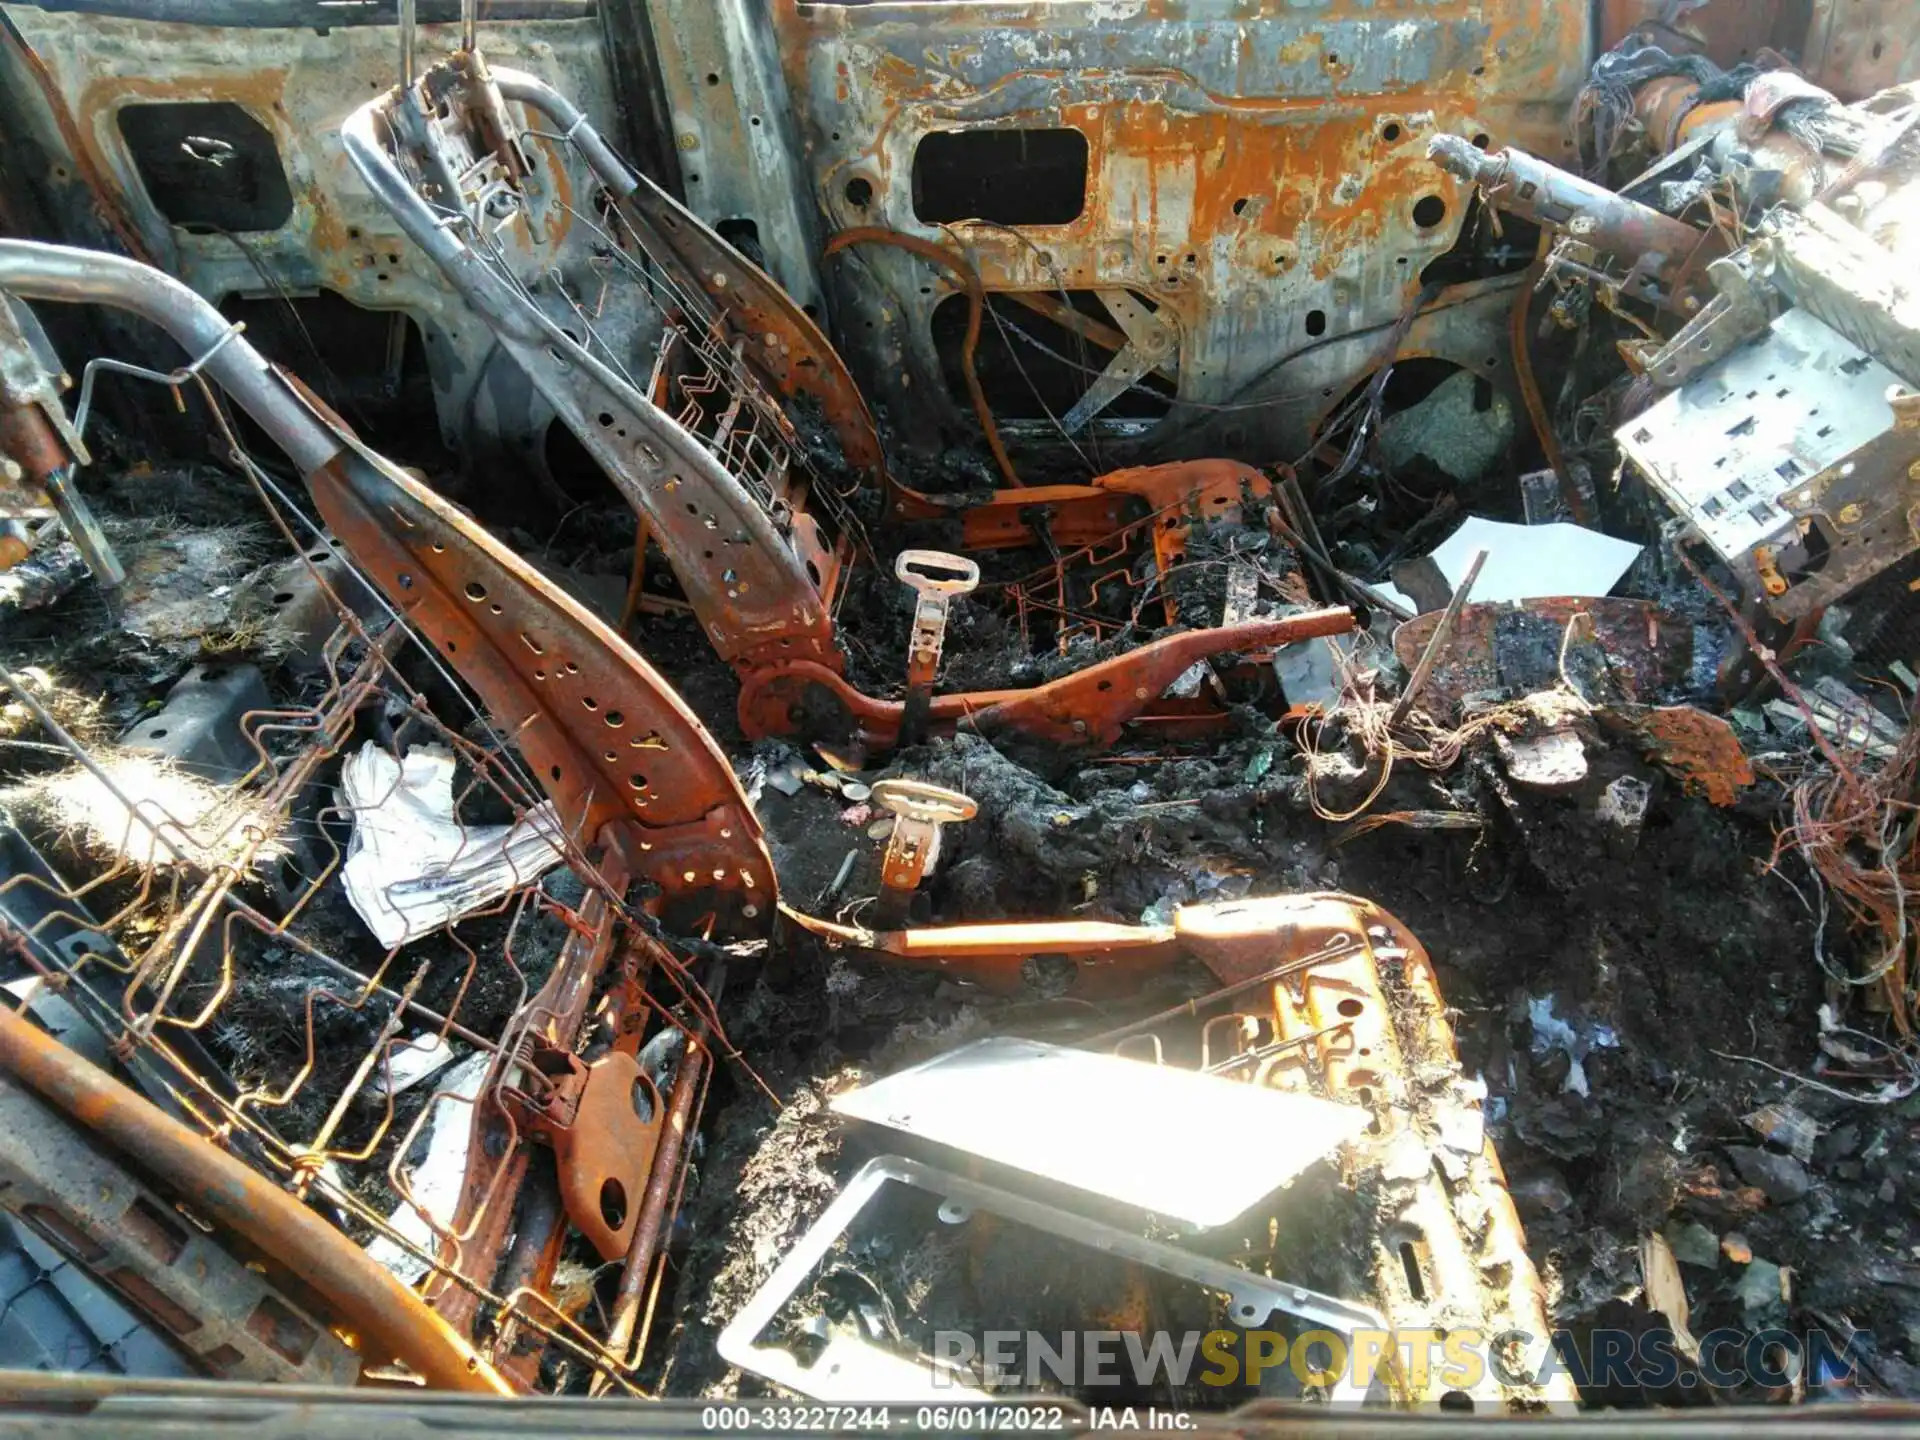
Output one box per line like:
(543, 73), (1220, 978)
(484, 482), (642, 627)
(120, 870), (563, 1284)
(493, 67), (640, 196)
(1428, 135), (1708, 280)
(1205, 1018), (1354, 1075)
(0, 241), (341, 474)
(1390, 547), (1488, 728)
(600, 1033), (706, 1384)
(1078, 931), (1360, 1049)
(399, 0), (417, 89)
(0, 999), (514, 1393)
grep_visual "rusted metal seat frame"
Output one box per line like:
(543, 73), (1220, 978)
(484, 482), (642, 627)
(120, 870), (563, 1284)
(344, 54), (1353, 753)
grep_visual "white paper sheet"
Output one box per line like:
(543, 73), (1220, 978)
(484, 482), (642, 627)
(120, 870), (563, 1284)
(1380, 516), (1642, 613)
(340, 742), (567, 947)
(365, 1051), (490, 1283)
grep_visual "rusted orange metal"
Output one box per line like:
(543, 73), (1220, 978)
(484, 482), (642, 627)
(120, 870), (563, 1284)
(428, 856), (629, 1372)
(797, 892), (1567, 1402)
(0, 402), (61, 520)
(904, 457), (1272, 555)
(601, 1034), (706, 1379)
(1202, 895), (1572, 1408)
(1620, 703), (1755, 806)
(599, 145), (889, 486)
(1627, 74), (1826, 202)
(741, 606), (1354, 749)
(787, 910), (1182, 995)
(301, 417), (777, 923)
(507, 1044), (665, 1263)
(0, 1000), (514, 1394)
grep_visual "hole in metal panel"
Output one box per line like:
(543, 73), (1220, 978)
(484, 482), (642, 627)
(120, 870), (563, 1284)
(911, 128), (1090, 225)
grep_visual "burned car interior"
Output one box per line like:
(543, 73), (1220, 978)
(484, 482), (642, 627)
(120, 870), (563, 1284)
(0, 0), (1915, 1422)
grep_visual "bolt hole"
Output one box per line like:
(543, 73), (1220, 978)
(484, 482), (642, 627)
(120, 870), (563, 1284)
(1305, 309), (1327, 337)
(845, 176), (873, 208)
(1412, 194), (1447, 228)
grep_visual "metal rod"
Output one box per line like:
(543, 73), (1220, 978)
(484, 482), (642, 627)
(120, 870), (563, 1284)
(599, 1034), (706, 1386)
(1078, 932), (1360, 1049)
(1205, 1019), (1354, 1074)
(0, 999), (514, 1393)
(399, 0), (417, 89)
(0, 242), (340, 474)
(1390, 547), (1488, 729)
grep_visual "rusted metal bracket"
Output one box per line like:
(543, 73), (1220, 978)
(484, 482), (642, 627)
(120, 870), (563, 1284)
(1056, 289), (1179, 436)
(502, 1043), (664, 1263)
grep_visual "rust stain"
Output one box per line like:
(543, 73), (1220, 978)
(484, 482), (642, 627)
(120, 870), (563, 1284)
(1633, 704), (1756, 807)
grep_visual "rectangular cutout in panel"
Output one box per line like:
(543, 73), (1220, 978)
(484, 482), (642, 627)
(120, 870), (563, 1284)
(117, 101), (293, 233)
(912, 128), (1089, 225)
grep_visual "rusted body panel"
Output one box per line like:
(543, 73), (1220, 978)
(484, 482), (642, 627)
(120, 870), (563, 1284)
(0, 6), (622, 474)
(739, 0), (1588, 459)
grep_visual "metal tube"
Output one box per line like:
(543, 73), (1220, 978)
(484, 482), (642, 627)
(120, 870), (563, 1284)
(0, 1000), (514, 1394)
(1428, 135), (1707, 279)
(1390, 547), (1488, 728)
(602, 1036), (705, 1376)
(0, 241), (340, 474)
(491, 67), (639, 197)
(399, 0), (416, 90)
